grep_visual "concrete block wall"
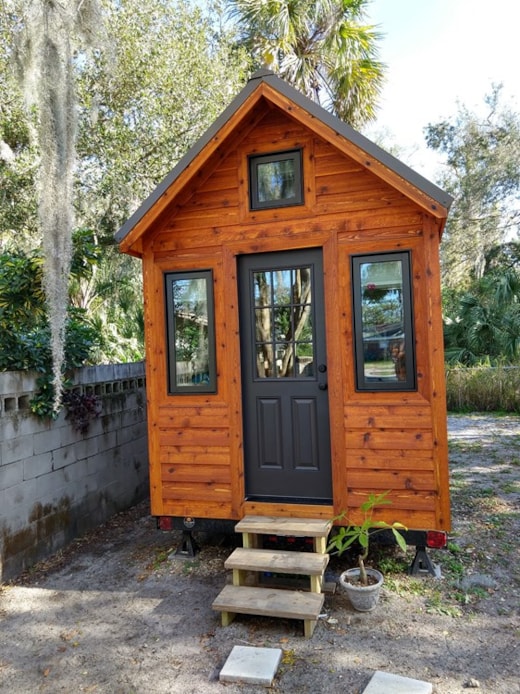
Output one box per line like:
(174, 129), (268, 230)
(0, 362), (149, 582)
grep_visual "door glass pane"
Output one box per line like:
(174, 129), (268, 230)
(253, 265), (314, 378)
(273, 269), (291, 304)
(253, 271), (273, 306)
(359, 259), (407, 383)
(296, 342), (314, 377)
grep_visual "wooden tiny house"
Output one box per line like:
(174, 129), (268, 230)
(116, 70), (452, 535)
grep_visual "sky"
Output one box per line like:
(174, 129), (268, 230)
(364, 0), (519, 182)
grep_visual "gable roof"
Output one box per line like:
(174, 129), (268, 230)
(116, 69), (452, 253)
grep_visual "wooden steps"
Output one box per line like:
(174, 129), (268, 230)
(212, 515), (331, 638)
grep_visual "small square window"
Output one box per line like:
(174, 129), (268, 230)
(249, 150), (303, 210)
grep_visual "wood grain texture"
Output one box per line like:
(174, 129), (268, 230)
(134, 94), (450, 531)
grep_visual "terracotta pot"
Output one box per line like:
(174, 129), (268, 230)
(339, 568), (384, 612)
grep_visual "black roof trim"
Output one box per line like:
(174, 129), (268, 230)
(115, 70), (452, 243)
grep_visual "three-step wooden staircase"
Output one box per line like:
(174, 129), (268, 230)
(212, 515), (331, 638)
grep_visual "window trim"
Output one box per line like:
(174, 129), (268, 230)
(164, 269), (217, 394)
(351, 251), (416, 392)
(249, 149), (304, 210)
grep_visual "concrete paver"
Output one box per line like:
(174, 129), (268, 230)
(363, 670), (432, 694)
(219, 646), (282, 685)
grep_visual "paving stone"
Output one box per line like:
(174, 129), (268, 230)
(362, 670), (432, 694)
(219, 645), (282, 685)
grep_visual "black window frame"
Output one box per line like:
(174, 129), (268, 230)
(249, 149), (304, 210)
(164, 269), (217, 394)
(351, 251), (416, 392)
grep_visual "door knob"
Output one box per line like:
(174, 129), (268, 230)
(319, 382), (328, 390)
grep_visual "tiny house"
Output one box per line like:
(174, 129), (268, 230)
(116, 70), (452, 540)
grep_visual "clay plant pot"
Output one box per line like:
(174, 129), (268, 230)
(339, 568), (384, 612)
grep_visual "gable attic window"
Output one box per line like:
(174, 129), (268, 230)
(249, 149), (303, 210)
(165, 270), (216, 394)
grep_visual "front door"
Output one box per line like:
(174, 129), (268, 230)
(238, 248), (332, 503)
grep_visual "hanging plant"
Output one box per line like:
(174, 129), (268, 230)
(363, 283), (389, 301)
(62, 389), (102, 434)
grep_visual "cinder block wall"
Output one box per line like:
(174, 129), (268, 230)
(0, 362), (149, 582)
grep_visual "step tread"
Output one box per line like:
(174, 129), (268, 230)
(235, 515), (331, 538)
(225, 547), (329, 575)
(212, 584), (324, 620)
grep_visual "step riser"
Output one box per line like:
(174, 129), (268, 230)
(213, 515), (330, 638)
(225, 547), (329, 576)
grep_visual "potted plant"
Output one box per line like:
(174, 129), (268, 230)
(327, 491), (407, 611)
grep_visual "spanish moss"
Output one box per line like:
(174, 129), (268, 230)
(14, 0), (103, 412)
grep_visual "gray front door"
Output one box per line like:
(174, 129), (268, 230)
(238, 248), (332, 503)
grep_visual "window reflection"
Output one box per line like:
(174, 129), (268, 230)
(360, 260), (406, 382)
(165, 270), (216, 393)
(253, 266), (314, 378)
(172, 278), (209, 386)
(352, 252), (415, 391)
(249, 150), (303, 210)
(257, 160), (296, 202)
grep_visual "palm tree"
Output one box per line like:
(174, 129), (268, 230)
(227, 0), (384, 127)
(444, 268), (520, 364)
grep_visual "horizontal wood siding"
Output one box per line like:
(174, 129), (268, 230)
(157, 405), (233, 517)
(140, 99), (449, 530)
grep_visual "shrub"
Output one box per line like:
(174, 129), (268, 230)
(446, 364), (520, 413)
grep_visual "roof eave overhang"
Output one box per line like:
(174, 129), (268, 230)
(116, 76), (266, 255)
(117, 70), (453, 255)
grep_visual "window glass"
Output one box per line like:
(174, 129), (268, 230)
(249, 150), (303, 210)
(252, 266), (314, 378)
(257, 159), (296, 202)
(165, 270), (216, 393)
(352, 252), (415, 391)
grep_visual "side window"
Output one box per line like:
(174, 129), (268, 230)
(164, 270), (216, 394)
(249, 149), (303, 210)
(351, 252), (416, 391)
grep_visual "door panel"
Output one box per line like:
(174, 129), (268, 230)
(238, 248), (332, 503)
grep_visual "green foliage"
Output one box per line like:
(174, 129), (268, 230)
(327, 491), (407, 585)
(444, 266), (520, 365)
(446, 364), (520, 413)
(76, 0), (249, 238)
(0, 245), (99, 417)
(227, 0), (384, 126)
(1, 0), (247, 376)
(426, 85), (520, 290)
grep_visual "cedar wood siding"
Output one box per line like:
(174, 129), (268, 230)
(141, 103), (450, 531)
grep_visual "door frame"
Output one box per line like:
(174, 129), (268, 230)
(237, 247), (333, 504)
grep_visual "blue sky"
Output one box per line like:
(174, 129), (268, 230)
(364, 0), (519, 180)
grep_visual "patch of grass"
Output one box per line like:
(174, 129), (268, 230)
(441, 554), (465, 578)
(376, 555), (409, 574)
(446, 365), (520, 412)
(449, 440), (485, 453)
(453, 586), (489, 606)
(425, 590), (463, 617)
(501, 481), (520, 493)
(383, 576), (429, 598)
(182, 559), (201, 575)
(145, 547), (173, 572)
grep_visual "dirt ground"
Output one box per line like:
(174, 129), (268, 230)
(1, 414), (519, 694)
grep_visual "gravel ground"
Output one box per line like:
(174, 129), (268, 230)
(0, 414), (519, 693)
